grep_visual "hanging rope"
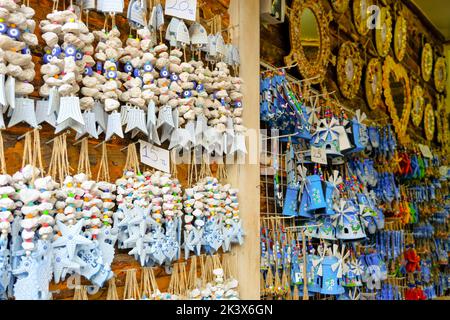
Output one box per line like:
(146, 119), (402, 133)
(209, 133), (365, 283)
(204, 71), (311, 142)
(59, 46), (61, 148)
(187, 256), (198, 291)
(22, 129), (44, 182)
(123, 144), (140, 174)
(73, 285), (88, 300)
(97, 143), (110, 182)
(106, 277), (119, 300)
(0, 131), (6, 174)
(48, 134), (71, 184)
(170, 149), (178, 178)
(77, 137), (92, 178)
(216, 163), (228, 182)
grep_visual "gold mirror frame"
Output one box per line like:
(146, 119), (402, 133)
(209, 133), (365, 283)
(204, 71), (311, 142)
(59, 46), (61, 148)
(421, 43), (433, 82)
(436, 95), (446, 145)
(365, 58), (383, 110)
(434, 57), (447, 93)
(424, 102), (435, 141)
(353, 0), (371, 36)
(382, 55), (412, 141)
(375, 7), (392, 57)
(411, 84), (425, 127)
(331, 0), (349, 13)
(286, 0), (332, 84)
(394, 14), (407, 62)
(337, 42), (363, 99)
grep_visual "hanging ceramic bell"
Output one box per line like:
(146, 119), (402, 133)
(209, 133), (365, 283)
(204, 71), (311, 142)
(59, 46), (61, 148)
(125, 108), (148, 136)
(346, 110), (369, 154)
(296, 188), (312, 218)
(306, 175), (326, 211)
(105, 111), (124, 141)
(282, 185), (299, 217)
(75, 110), (99, 140)
(333, 199), (366, 240)
(56, 96), (85, 129)
(312, 118), (344, 158)
(36, 100), (56, 127)
(8, 97), (38, 128)
(320, 256), (345, 295)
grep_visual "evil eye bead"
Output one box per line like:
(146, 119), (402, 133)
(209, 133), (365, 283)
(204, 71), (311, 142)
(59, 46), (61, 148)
(43, 53), (53, 64)
(160, 67), (169, 78)
(21, 47), (31, 55)
(133, 68), (140, 77)
(234, 100), (242, 108)
(75, 51), (83, 61)
(7, 25), (20, 39)
(124, 62), (133, 73)
(183, 90), (192, 98)
(106, 69), (117, 80)
(52, 46), (61, 57)
(64, 45), (76, 57)
(143, 62), (153, 72)
(84, 66), (93, 76)
(220, 98), (226, 106)
(170, 73), (179, 81)
(0, 20), (7, 34)
(196, 83), (204, 91)
(96, 62), (103, 73)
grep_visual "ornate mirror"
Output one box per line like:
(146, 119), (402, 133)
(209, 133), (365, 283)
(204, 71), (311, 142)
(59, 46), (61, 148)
(286, 0), (331, 84)
(382, 56), (412, 141)
(424, 102), (435, 141)
(421, 43), (433, 82)
(337, 42), (363, 99)
(394, 14), (407, 62)
(434, 57), (447, 93)
(331, 0), (349, 13)
(365, 58), (383, 110)
(411, 84), (424, 127)
(353, 0), (371, 36)
(375, 7), (392, 57)
(436, 95), (447, 145)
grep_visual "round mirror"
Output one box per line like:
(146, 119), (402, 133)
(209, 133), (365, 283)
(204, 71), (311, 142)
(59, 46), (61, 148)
(411, 85), (424, 127)
(337, 42), (362, 99)
(300, 8), (320, 63)
(394, 15), (407, 61)
(375, 7), (392, 57)
(424, 103), (435, 141)
(421, 43), (433, 82)
(353, 0), (371, 36)
(434, 57), (447, 93)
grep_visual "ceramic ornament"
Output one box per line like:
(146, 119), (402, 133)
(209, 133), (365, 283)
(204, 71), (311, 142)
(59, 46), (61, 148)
(0, 174), (15, 239)
(183, 187), (204, 259)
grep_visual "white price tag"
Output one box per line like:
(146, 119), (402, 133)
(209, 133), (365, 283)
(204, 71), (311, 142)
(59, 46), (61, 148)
(165, 0), (197, 21)
(140, 140), (170, 173)
(100, 0), (124, 13)
(310, 146), (327, 164)
(418, 144), (433, 159)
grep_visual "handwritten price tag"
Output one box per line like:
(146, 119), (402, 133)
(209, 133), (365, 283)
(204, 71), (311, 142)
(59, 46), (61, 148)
(165, 0), (197, 21)
(310, 146), (327, 165)
(139, 140), (170, 173)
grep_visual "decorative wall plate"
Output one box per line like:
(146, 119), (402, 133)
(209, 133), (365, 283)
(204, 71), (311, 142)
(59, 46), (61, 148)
(434, 57), (447, 93)
(353, 0), (371, 36)
(375, 7), (392, 57)
(421, 43), (433, 82)
(285, 0), (332, 84)
(337, 42), (363, 99)
(365, 58), (383, 110)
(424, 103), (435, 141)
(382, 55), (412, 141)
(393, 14), (407, 62)
(436, 95), (446, 145)
(331, 0), (349, 13)
(411, 85), (424, 127)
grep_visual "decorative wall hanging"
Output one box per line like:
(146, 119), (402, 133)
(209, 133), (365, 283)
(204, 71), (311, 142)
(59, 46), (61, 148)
(421, 43), (433, 82)
(375, 7), (392, 58)
(365, 58), (383, 110)
(331, 0), (349, 13)
(382, 56), (411, 141)
(411, 85), (425, 127)
(393, 14), (407, 62)
(436, 95), (447, 146)
(353, 0), (371, 36)
(424, 103), (435, 141)
(337, 42), (363, 100)
(434, 57), (447, 93)
(285, 0), (332, 84)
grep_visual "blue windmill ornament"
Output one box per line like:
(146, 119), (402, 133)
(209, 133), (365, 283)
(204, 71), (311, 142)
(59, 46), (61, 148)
(282, 184), (299, 217)
(305, 174), (326, 211)
(320, 244), (347, 295)
(310, 243), (329, 294)
(345, 110), (369, 153)
(325, 170), (343, 215)
(312, 117), (344, 158)
(359, 203), (378, 235)
(332, 199), (366, 240)
(295, 165), (313, 218)
(343, 257), (364, 287)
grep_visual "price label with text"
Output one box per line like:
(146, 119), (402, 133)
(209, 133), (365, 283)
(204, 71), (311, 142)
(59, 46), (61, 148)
(165, 0), (197, 21)
(139, 140), (170, 173)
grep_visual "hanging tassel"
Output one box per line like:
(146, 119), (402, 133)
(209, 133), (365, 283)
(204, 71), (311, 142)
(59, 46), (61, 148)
(170, 149), (178, 178)
(0, 130), (6, 174)
(265, 267), (274, 299)
(217, 163), (228, 182)
(123, 143), (140, 174)
(140, 267), (155, 299)
(187, 256), (198, 291)
(123, 269), (141, 300)
(77, 137), (92, 178)
(106, 277), (119, 300)
(292, 284), (299, 300)
(73, 286), (89, 300)
(97, 143), (110, 182)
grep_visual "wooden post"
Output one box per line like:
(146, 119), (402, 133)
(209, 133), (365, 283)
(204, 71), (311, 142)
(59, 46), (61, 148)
(228, 0), (261, 300)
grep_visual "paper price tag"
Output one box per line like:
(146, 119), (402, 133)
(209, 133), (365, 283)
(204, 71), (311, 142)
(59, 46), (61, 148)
(310, 146), (327, 164)
(100, 0), (124, 13)
(140, 140), (170, 173)
(165, 0), (197, 22)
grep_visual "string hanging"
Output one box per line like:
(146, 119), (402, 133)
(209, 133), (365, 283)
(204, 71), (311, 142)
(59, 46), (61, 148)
(97, 143), (110, 182)
(106, 277), (119, 300)
(0, 130), (7, 174)
(123, 269), (141, 300)
(77, 137), (92, 178)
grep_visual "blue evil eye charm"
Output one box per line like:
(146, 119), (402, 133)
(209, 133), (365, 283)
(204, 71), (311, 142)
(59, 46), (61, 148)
(234, 100), (242, 108)
(196, 83), (204, 91)
(43, 52), (53, 64)
(7, 25), (20, 39)
(123, 62), (133, 73)
(160, 67), (169, 78)
(84, 65), (93, 76)
(75, 51), (83, 61)
(105, 68), (117, 80)
(183, 90), (192, 98)
(96, 62), (103, 73)
(133, 68), (140, 77)
(0, 20), (7, 34)
(21, 47), (31, 55)
(220, 98), (226, 106)
(52, 46), (61, 57)
(170, 73), (179, 81)
(64, 45), (77, 57)
(143, 62), (153, 73)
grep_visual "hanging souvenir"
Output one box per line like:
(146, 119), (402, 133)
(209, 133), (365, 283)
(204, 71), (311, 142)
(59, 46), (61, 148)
(423, 103), (435, 141)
